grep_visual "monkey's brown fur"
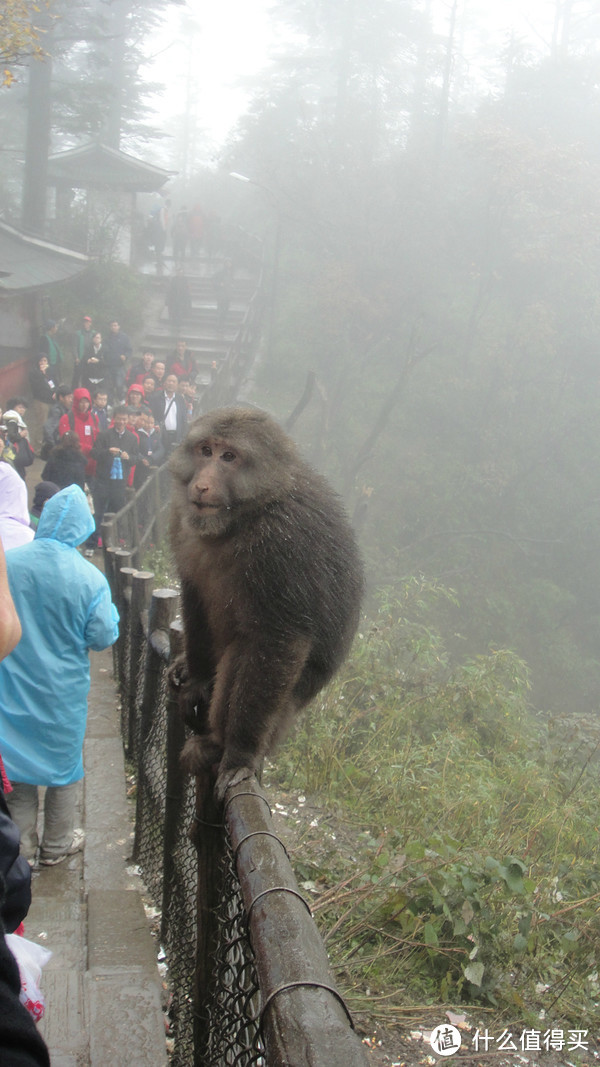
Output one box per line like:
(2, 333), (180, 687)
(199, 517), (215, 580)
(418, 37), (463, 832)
(169, 406), (363, 801)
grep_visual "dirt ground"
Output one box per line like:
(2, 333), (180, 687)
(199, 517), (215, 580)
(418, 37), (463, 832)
(356, 1015), (599, 1067)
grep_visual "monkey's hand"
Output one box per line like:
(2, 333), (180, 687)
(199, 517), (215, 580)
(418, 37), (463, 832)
(180, 734), (223, 776)
(169, 655), (212, 732)
(168, 653), (189, 691)
(214, 766), (256, 805)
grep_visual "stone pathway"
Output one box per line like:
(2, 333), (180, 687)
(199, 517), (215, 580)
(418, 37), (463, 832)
(23, 646), (167, 1066)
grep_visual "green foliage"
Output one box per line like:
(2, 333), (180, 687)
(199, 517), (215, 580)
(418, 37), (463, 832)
(139, 542), (177, 589)
(268, 579), (600, 1025)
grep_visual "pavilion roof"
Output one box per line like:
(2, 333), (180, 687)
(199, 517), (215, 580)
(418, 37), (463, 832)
(0, 219), (89, 292)
(47, 142), (174, 193)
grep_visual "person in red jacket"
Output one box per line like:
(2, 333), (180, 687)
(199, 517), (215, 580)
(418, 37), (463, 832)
(58, 387), (99, 479)
(126, 383), (145, 410)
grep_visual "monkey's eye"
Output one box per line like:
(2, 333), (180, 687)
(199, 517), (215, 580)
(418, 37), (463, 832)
(221, 451), (237, 463)
(194, 443), (212, 457)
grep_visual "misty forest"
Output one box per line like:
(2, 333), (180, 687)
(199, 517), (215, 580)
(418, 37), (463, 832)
(3, 0), (600, 1040)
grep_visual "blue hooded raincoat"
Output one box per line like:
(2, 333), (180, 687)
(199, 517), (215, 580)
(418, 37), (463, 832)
(0, 485), (119, 786)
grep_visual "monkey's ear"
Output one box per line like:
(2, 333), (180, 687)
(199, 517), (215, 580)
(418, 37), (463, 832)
(214, 765), (256, 805)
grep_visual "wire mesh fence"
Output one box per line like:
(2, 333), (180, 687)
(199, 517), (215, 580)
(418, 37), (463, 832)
(202, 832), (265, 1065)
(105, 513), (367, 1066)
(111, 571), (267, 1064)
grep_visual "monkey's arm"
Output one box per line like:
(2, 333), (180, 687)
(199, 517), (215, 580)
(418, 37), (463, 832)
(180, 579), (214, 679)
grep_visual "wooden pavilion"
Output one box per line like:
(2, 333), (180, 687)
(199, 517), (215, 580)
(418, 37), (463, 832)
(46, 141), (174, 265)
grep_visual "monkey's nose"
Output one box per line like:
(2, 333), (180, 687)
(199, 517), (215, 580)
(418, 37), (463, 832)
(189, 484), (208, 503)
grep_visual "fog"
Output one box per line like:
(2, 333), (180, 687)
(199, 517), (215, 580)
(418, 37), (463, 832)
(2, 0), (600, 718)
(145, 0), (560, 154)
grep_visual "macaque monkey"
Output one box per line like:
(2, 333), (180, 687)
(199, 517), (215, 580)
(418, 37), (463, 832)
(169, 406), (363, 801)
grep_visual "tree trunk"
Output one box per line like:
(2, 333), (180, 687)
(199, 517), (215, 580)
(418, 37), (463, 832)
(103, 0), (129, 148)
(434, 0), (458, 162)
(22, 48), (53, 234)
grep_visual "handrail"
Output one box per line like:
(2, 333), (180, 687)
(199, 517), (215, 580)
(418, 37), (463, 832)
(100, 460), (171, 568)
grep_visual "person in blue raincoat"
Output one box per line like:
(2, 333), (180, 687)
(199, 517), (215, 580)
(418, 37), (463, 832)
(0, 485), (119, 866)
(0, 538), (51, 1066)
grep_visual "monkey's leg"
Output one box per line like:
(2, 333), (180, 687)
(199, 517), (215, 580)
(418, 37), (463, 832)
(177, 579), (216, 733)
(179, 643), (238, 776)
(213, 635), (311, 802)
(292, 652), (335, 707)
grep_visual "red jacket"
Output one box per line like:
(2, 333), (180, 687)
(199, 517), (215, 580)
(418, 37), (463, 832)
(58, 387), (99, 476)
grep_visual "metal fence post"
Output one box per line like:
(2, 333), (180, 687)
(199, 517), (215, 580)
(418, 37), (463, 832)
(192, 766), (224, 1062)
(112, 551), (134, 700)
(127, 570), (155, 760)
(153, 468), (168, 546)
(133, 587), (179, 862)
(160, 619), (187, 943)
(100, 513), (117, 593)
(101, 511), (116, 550)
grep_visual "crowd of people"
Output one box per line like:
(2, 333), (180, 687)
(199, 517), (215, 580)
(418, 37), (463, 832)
(0, 318), (203, 557)
(0, 286), (224, 1058)
(146, 199), (211, 266)
(0, 230), (243, 1058)
(0, 312), (195, 1060)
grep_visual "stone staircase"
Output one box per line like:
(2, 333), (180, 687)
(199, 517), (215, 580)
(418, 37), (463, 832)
(142, 253), (263, 388)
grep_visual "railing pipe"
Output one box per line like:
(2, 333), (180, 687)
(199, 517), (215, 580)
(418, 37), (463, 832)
(225, 776), (369, 1066)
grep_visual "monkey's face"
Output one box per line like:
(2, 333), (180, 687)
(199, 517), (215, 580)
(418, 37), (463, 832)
(170, 408), (299, 538)
(187, 437), (241, 530)
(173, 434), (260, 537)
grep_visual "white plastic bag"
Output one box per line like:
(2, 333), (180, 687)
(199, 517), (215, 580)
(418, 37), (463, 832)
(5, 933), (52, 1021)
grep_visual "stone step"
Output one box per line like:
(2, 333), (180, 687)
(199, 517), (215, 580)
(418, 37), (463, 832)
(86, 889), (167, 1067)
(25, 891), (88, 1064)
(142, 335), (231, 354)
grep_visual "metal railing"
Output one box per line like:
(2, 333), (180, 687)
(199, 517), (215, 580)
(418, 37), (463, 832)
(100, 461), (171, 566)
(104, 565), (368, 1065)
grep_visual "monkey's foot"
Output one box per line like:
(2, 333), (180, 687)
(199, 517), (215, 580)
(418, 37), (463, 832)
(180, 734), (223, 776)
(214, 766), (256, 805)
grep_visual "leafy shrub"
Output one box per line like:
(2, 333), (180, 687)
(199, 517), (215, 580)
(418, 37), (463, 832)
(267, 578), (600, 1025)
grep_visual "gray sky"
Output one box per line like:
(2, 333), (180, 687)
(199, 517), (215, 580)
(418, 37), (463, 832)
(147, 0), (274, 146)
(147, 0), (559, 149)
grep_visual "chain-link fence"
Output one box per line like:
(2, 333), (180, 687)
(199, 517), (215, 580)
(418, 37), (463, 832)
(198, 833), (264, 1065)
(104, 560), (368, 1066)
